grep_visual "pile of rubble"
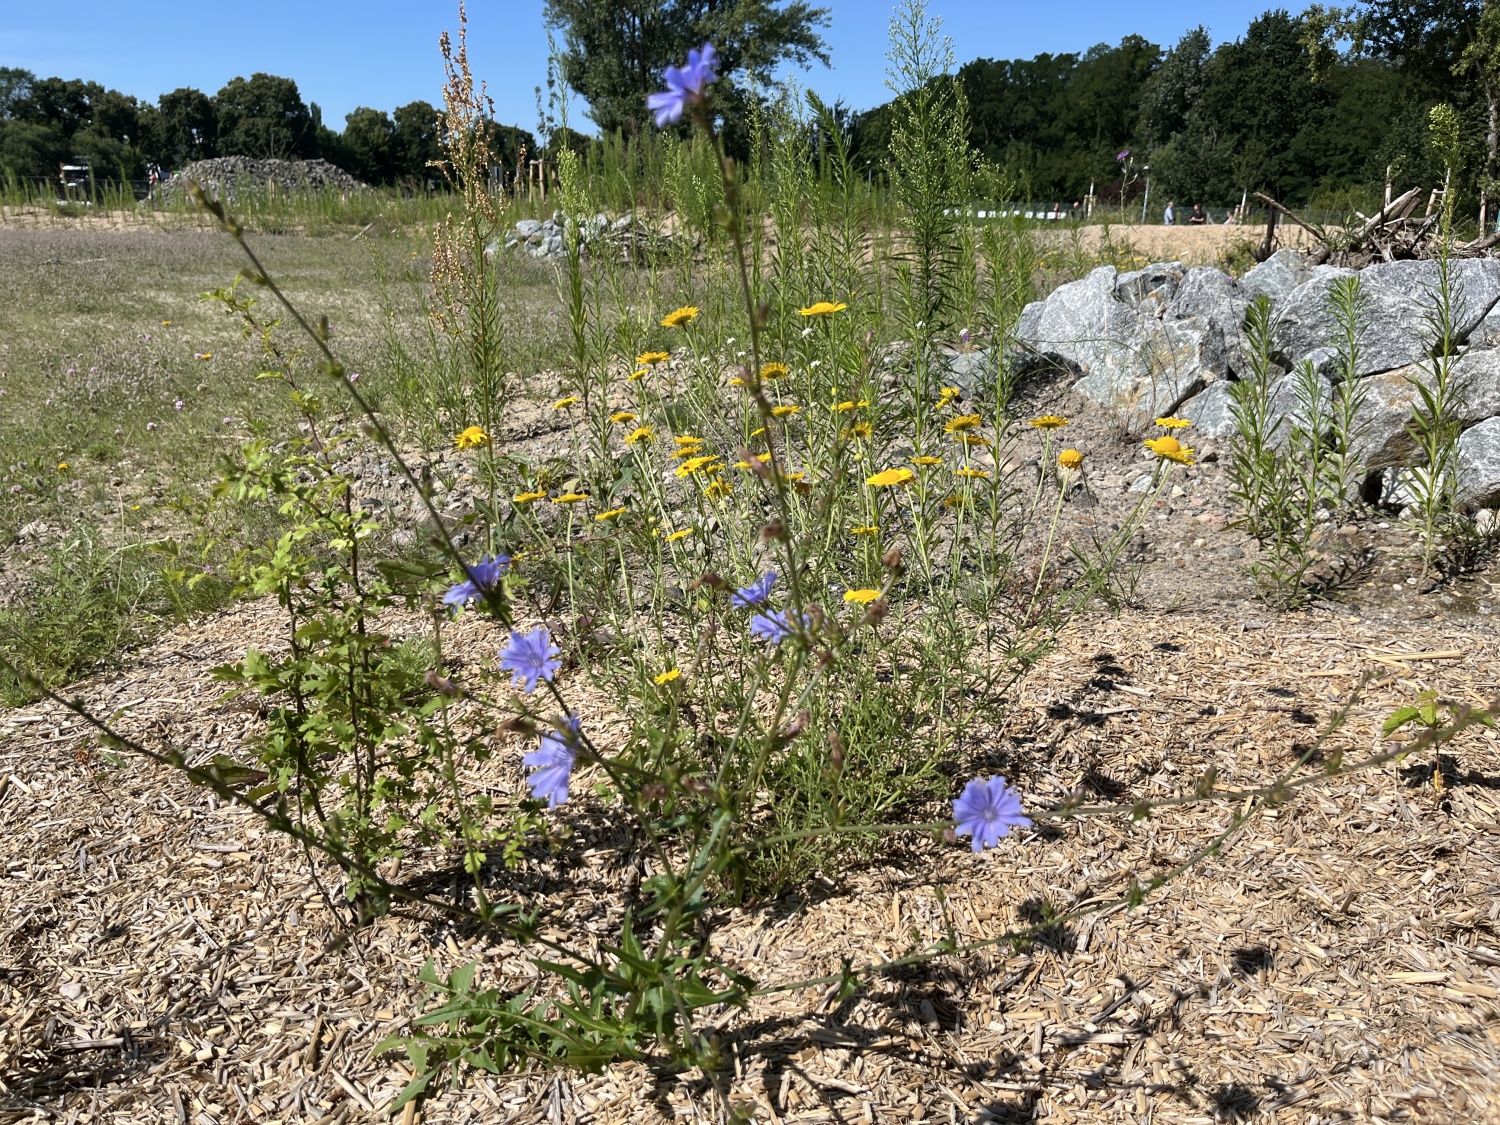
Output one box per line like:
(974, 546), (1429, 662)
(152, 158), (367, 205)
(494, 212), (677, 264)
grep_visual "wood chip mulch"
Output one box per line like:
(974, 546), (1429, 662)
(3, 598), (1499, 1124)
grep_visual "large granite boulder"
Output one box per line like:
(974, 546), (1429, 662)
(1240, 248), (1311, 302)
(1180, 379), (1239, 439)
(1017, 264), (1227, 427)
(1167, 266), (1255, 375)
(1459, 416), (1500, 507)
(1273, 259), (1500, 377)
(1347, 350), (1500, 469)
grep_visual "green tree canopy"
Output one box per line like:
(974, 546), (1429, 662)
(213, 73), (314, 159)
(543, 0), (831, 137)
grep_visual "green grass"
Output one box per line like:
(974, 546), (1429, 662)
(0, 221), (567, 702)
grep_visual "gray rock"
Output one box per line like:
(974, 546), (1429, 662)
(544, 234), (565, 255)
(1458, 416), (1500, 507)
(515, 218), (543, 237)
(1264, 366), (1333, 449)
(1166, 266), (1254, 374)
(1115, 261), (1185, 313)
(1016, 300), (1045, 344)
(936, 348), (996, 396)
(1180, 379), (1239, 439)
(1240, 249), (1310, 301)
(1275, 259), (1500, 378)
(1351, 350), (1500, 469)
(1072, 316), (1219, 427)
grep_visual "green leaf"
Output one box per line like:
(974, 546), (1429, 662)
(387, 1070), (433, 1112)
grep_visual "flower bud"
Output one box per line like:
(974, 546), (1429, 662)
(828, 731), (845, 771)
(760, 520), (788, 543)
(424, 669), (459, 697)
(882, 545), (904, 572)
(641, 783), (668, 800)
(692, 571), (727, 591)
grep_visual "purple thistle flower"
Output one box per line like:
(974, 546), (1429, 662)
(146, 421), (158, 431)
(953, 777), (1031, 852)
(524, 713), (581, 807)
(731, 571), (777, 609)
(1117, 149), (1130, 161)
(499, 625), (562, 694)
(442, 553), (511, 610)
(174, 399), (184, 410)
(647, 43), (718, 126)
(749, 608), (807, 646)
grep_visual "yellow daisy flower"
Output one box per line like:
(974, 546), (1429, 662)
(628, 368), (650, 381)
(595, 507), (627, 522)
(771, 404), (800, 418)
(553, 396), (580, 410)
(624, 426), (654, 445)
(761, 362), (790, 379)
(843, 422), (872, 439)
(57, 461), (70, 471)
(637, 351), (670, 366)
(660, 306), (699, 328)
(944, 414), (982, 433)
(675, 435), (704, 447)
(937, 386), (961, 405)
(843, 588), (883, 605)
(1144, 436), (1195, 464)
(554, 492), (589, 504)
(866, 468), (915, 487)
(955, 467), (990, 479)
(704, 479), (733, 499)
(849, 524), (880, 535)
(654, 668), (682, 685)
(663, 528), (694, 542)
(1029, 414), (1069, 429)
(513, 490), (547, 503)
(952, 434), (990, 447)
(799, 301), (848, 317)
(1058, 449), (1084, 472)
(454, 425), (489, 450)
(1155, 416), (1192, 429)
(911, 456), (943, 466)
(676, 455), (720, 477)
(609, 411), (637, 424)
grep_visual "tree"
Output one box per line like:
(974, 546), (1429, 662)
(543, 0), (831, 137)
(1362, 0), (1492, 227)
(339, 107), (395, 182)
(214, 74), (313, 159)
(0, 67), (34, 119)
(391, 100), (442, 182)
(151, 87), (217, 167)
(1455, 0), (1499, 229)
(1137, 27), (1210, 151)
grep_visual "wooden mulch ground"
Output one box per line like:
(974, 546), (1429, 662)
(3, 597), (1499, 1124)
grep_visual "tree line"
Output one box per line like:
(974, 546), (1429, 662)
(4, 0), (1495, 221)
(0, 68), (537, 186)
(539, 0), (1497, 223)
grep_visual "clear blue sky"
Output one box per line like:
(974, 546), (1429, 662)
(4, 1), (1286, 131)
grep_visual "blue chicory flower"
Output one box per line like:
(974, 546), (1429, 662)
(749, 608), (807, 646)
(524, 713), (581, 807)
(952, 776), (1031, 852)
(442, 553), (511, 610)
(647, 43), (719, 126)
(731, 571), (777, 609)
(499, 626), (562, 694)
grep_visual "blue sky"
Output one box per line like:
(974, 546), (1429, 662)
(4, 1), (1285, 131)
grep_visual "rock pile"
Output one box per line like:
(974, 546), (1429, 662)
(494, 212), (676, 264)
(1010, 249), (1500, 507)
(154, 158), (367, 204)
